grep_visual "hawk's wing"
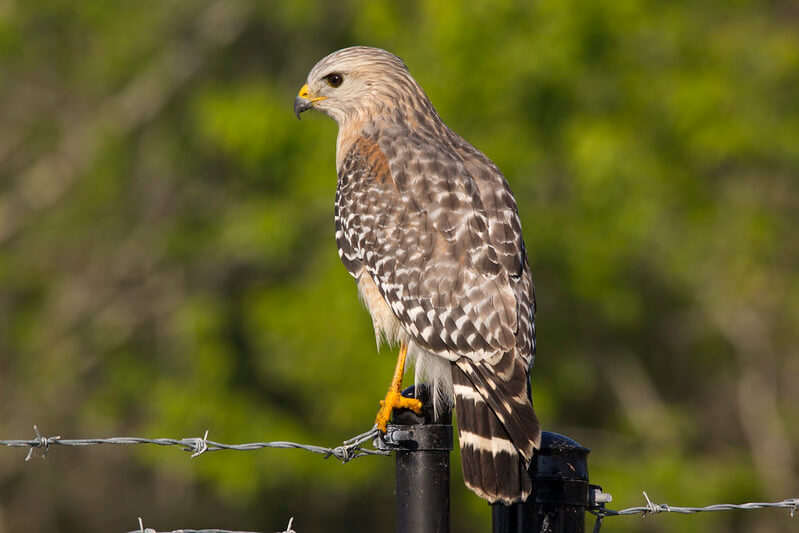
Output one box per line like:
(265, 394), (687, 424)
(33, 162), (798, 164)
(335, 133), (533, 364)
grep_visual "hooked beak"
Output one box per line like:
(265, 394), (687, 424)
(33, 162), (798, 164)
(294, 84), (326, 119)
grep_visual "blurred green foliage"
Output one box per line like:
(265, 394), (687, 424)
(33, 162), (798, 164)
(1, 1), (797, 532)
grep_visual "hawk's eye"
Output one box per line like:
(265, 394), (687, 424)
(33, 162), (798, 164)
(325, 73), (343, 88)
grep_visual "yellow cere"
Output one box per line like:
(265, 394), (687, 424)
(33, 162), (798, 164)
(297, 83), (327, 103)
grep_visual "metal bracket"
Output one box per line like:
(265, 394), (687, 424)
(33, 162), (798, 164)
(377, 424), (453, 452)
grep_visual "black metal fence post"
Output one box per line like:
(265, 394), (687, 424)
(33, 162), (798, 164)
(492, 432), (590, 533)
(384, 387), (590, 533)
(389, 385), (453, 533)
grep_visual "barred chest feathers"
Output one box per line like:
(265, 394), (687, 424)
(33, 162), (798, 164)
(334, 161), (455, 414)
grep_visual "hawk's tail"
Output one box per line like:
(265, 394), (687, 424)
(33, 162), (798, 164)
(451, 354), (541, 504)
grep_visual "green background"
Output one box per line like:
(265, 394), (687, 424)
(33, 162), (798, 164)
(1, 1), (797, 531)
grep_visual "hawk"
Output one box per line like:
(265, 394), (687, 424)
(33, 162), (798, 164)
(294, 46), (541, 504)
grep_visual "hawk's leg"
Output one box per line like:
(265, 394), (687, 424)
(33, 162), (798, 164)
(375, 342), (423, 432)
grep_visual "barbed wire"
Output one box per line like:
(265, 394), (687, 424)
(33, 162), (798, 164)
(4, 426), (797, 531)
(130, 516), (297, 533)
(0, 425), (389, 463)
(590, 491), (799, 532)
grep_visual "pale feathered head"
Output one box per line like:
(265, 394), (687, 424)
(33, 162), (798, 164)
(294, 46), (434, 126)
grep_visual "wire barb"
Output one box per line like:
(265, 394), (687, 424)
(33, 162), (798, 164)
(642, 491), (662, 515)
(189, 430), (210, 458)
(137, 517), (156, 533)
(24, 425), (60, 461)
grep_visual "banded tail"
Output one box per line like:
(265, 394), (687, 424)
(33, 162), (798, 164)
(452, 353), (541, 504)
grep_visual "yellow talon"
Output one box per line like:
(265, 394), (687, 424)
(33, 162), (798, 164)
(374, 342), (423, 433)
(375, 390), (423, 432)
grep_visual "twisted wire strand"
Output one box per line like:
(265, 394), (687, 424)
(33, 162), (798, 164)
(588, 492), (799, 533)
(129, 516), (297, 533)
(0, 425), (388, 463)
(589, 491), (798, 532)
(591, 491), (799, 517)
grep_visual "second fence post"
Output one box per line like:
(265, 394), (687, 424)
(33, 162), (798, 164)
(389, 384), (453, 533)
(492, 432), (590, 533)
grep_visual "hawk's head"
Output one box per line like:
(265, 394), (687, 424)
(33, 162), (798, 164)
(294, 46), (425, 126)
